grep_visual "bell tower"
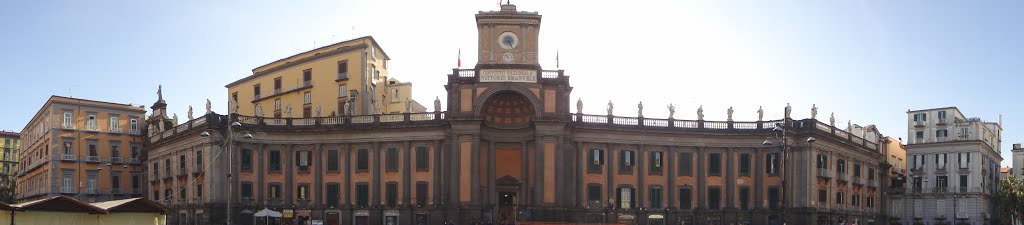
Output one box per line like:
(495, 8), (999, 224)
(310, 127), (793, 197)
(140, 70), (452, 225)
(476, 2), (542, 69)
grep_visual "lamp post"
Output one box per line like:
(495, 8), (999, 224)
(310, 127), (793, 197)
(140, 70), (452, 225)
(763, 122), (816, 225)
(199, 116), (252, 225)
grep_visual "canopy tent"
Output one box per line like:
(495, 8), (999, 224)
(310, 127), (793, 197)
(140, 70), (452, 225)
(254, 208), (283, 218)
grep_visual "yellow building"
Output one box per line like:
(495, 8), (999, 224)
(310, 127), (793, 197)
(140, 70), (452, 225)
(0, 131), (18, 191)
(226, 36), (424, 118)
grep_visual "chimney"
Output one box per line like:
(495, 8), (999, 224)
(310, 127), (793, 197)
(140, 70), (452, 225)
(1014, 143), (1022, 150)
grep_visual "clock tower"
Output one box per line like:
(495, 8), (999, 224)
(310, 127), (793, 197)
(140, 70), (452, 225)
(476, 3), (541, 69)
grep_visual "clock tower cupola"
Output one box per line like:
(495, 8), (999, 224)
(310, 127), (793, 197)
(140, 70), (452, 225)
(476, 2), (542, 69)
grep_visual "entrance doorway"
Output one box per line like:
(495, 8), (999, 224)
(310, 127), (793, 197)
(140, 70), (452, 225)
(497, 191), (518, 222)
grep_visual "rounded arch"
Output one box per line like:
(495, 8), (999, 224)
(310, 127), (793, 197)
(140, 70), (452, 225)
(474, 86), (543, 118)
(480, 91), (536, 128)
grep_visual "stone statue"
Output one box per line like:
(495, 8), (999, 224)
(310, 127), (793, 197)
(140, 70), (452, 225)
(172, 113), (179, 125)
(285, 104), (293, 118)
(637, 101), (644, 117)
(157, 85), (163, 100)
(230, 98), (239, 114)
(404, 99), (411, 113)
(606, 101), (614, 116)
(830, 112), (836, 126)
(576, 98), (583, 114)
(757, 106), (764, 121)
(205, 99), (212, 114)
(697, 105), (704, 121)
(433, 96), (441, 112)
(847, 120), (852, 132)
(316, 104), (322, 117)
(346, 100), (354, 116)
(784, 103), (792, 118)
(667, 103), (676, 119)
(187, 105), (194, 120)
(811, 104), (818, 119)
(727, 106), (734, 121)
(255, 104), (264, 117)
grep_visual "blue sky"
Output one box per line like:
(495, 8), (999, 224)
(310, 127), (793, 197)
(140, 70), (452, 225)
(1, 0), (1022, 165)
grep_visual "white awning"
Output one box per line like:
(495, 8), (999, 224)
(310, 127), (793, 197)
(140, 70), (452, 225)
(253, 208), (282, 218)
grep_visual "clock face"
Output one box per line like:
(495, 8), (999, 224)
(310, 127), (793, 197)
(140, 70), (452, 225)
(498, 32), (518, 50)
(502, 53), (514, 63)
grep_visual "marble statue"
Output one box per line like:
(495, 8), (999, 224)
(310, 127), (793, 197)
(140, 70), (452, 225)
(847, 120), (852, 132)
(157, 85), (163, 100)
(316, 104), (322, 117)
(811, 104), (818, 119)
(784, 103), (792, 118)
(727, 106), (734, 121)
(606, 101), (614, 116)
(637, 101), (644, 117)
(344, 100), (353, 116)
(230, 98), (239, 114)
(697, 105), (704, 121)
(172, 113), (179, 125)
(433, 96), (441, 112)
(667, 103), (676, 119)
(576, 98), (583, 114)
(205, 99), (212, 114)
(404, 99), (411, 113)
(255, 104), (264, 117)
(757, 106), (764, 121)
(830, 112), (835, 126)
(285, 104), (293, 118)
(187, 105), (194, 120)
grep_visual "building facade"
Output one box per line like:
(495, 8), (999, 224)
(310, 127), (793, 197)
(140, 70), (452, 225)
(144, 4), (890, 225)
(893, 107), (1002, 225)
(225, 36), (423, 118)
(1012, 143), (1024, 177)
(15, 96), (147, 203)
(0, 131), (19, 196)
(883, 137), (908, 225)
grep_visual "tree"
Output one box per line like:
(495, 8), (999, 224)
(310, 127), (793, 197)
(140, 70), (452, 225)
(997, 176), (1024, 225)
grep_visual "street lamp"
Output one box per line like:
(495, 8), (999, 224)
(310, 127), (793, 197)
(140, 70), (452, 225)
(200, 119), (251, 225)
(762, 122), (816, 225)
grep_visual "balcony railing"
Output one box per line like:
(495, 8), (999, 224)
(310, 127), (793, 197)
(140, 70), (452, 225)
(62, 186), (76, 193)
(111, 157), (121, 163)
(86, 156), (99, 162)
(818, 169), (831, 178)
(934, 187), (948, 193)
(837, 172), (847, 182)
(852, 176), (862, 185)
(86, 124), (99, 131)
(128, 129), (141, 135)
(108, 127), (122, 133)
(912, 187), (923, 194)
(959, 187), (968, 193)
(62, 154), (76, 161)
(62, 123), (76, 129)
(86, 188), (98, 194)
(337, 72), (348, 80)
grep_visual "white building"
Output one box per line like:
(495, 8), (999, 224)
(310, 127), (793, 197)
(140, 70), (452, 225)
(1012, 143), (1024, 177)
(892, 107), (1002, 225)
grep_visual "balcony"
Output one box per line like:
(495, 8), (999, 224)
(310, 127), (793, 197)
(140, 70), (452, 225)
(85, 188), (98, 194)
(111, 157), (122, 163)
(937, 118), (948, 126)
(129, 158), (140, 164)
(177, 170), (187, 177)
(86, 124), (99, 131)
(62, 186), (76, 193)
(934, 187), (949, 194)
(887, 187), (905, 195)
(86, 155), (99, 162)
(912, 187), (923, 194)
(61, 154), (76, 161)
(868, 179), (877, 187)
(253, 94), (261, 100)
(128, 129), (141, 135)
(62, 123), (76, 129)
(108, 127), (122, 133)
(959, 187), (968, 193)
(336, 72), (348, 81)
(852, 176), (862, 185)
(274, 88), (281, 95)
(837, 172), (847, 182)
(817, 169), (831, 178)
(914, 121), (925, 128)
(192, 167), (203, 175)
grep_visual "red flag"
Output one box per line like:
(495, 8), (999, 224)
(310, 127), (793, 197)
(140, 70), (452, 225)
(457, 48), (461, 68)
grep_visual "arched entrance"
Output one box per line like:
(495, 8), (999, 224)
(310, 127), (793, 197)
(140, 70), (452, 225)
(495, 176), (521, 222)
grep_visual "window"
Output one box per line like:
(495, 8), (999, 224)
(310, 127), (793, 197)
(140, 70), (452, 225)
(302, 69), (312, 86)
(303, 92), (311, 105)
(868, 168), (875, 180)
(385, 182), (398, 207)
(587, 184), (602, 206)
(588, 149), (604, 173)
(164, 159), (171, 177)
(88, 142), (98, 158)
(357, 149), (369, 171)
(937, 129), (948, 138)
(768, 187), (780, 209)
(179, 155), (186, 175)
(766, 153), (780, 175)
(269, 150), (281, 172)
(937, 176), (949, 192)
(296, 150), (310, 172)
(708, 153), (722, 176)
(739, 187), (750, 210)
(708, 187), (721, 210)
(241, 182), (253, 199)
(63, 111), (73, 128)
(915, 131), (924, 140)
(852, 194), (859, 206)
(913, 113), (927, 122)
(853, 164), (861, 177)
(110, 142), (120, 161)
(197, 184), (203, 199)
(337, 61), (349, 79)
(132, 175), (140, 192)
(131, 144), (140, 160)
(619, 150), (634, 173)
(913, 176), (923, 193)
(195, 149), (203, 171)
(254, 84), (261, 99)
(326, 183), (340, 208)
(818, 189), (827, 205)
(415, 147), (429, 171)
(153, 162), (159, 178)
(866, 197), (873, 208)
(274, 99), (281, 111)
(679, 152), (693, 176)
(416, 182), (428, 206)
(327, 149), (340, 171)
(268, 184), (281, 199)
(86, 172), (97, 193)
(837, 159), (846, 177)
(391, 89), (400, 103)
(679, 188), (692, 209)
(339, 85), (348, 97)
(109, 116), (119, 131)
(62, 172), (73, 191)
(959, 153), (970, 169)
(154, 191), (160, 201)
(356, 183), (369, 207)
(87, 114), (97, 130)
(111, 173), (120, 192)
(817, 154), (828, 169)
(740, 153), (751, 176)
(165, 189), (171, 200)
(241, 149), (252, 171)
(371, 47), (376, 59)
(649, 151), (663, 174)
(372, 65), (379, 80)
(130, 119), (138, 131)
(386, 147), (399, 172)
(274, 77), (282, 93)
(297, 184), (309, 200)
(836, 191), (844, 205)
(649, 187), (663, 209)
(960, 175), (968, 191)
(617, 187), (634, 209)
(960, 128), (969, 139)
